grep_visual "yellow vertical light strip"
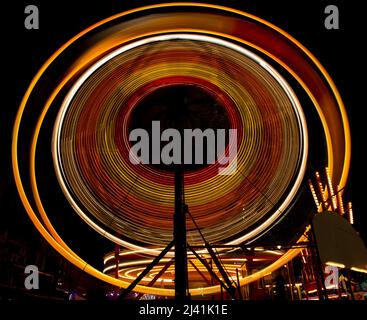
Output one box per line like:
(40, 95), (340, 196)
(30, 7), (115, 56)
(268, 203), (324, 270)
(315, 172), (328, 211)
(336, 185), (345, 216)
(308, 179), (320, 211)
(348, 202), (354, 224)
(325, 167), (337, 211)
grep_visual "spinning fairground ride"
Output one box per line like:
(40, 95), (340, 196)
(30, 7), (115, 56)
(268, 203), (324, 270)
(12, 3), (351, 300)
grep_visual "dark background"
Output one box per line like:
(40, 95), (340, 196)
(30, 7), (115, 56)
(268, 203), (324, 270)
(1, 0), (365, 295)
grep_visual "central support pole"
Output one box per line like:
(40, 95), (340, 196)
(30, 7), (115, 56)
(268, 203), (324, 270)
(174, 164), (188, 300)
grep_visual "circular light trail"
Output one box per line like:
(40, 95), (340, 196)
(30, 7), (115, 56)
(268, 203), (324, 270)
(12, 3), (350, 296)
(53, 34), (308, 247)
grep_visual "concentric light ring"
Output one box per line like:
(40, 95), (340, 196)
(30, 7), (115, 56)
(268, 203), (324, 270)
(53, 33), (308, 248)
(12, 3), (350, 296)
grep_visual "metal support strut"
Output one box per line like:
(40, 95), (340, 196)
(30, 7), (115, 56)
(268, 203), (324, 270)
(174, 164), (189, 300)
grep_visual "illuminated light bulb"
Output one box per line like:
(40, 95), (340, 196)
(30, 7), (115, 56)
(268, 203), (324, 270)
(326, 261), (345, 268)
(325, 167), (337, 211)
(300, 250), (307, 264)
(315, 172), (328, 210)
(351, 267), (367, 274)
(336, 185), (345, 215)
(308, 179), (320, 209)
(348, 202), (354, 224)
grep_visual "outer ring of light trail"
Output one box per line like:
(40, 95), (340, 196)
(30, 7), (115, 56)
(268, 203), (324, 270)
(53, 33), (308, 248)
(12, 3), (351, 296)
